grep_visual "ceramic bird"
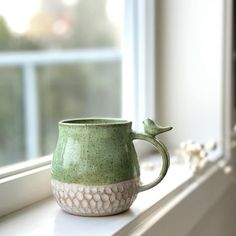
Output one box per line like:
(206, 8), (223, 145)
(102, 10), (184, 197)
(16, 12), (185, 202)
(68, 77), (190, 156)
(143, 118), (173, 136)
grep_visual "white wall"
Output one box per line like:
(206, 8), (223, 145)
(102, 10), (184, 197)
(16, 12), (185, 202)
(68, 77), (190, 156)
(154, 1), (236, 235)
(156, 0), (224, 149)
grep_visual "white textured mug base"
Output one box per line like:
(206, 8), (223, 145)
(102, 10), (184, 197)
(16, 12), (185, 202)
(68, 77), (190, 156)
(51, 178), (139, 216)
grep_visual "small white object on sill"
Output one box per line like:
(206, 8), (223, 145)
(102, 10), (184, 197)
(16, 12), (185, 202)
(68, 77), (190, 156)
(174, 139), (218, 174)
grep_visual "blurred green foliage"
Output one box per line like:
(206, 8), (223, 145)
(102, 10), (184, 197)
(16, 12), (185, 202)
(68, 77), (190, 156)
(0, 0), (121, 166)
(0, 17), (41, 51)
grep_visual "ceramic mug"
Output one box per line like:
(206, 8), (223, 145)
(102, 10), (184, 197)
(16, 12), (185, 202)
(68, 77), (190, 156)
(51, 118), (172, 216)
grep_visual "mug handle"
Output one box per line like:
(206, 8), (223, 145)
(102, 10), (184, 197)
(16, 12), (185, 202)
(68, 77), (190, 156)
(131, 118), (173, 193)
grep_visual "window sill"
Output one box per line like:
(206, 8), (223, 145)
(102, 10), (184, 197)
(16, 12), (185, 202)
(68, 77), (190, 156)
(0, 153), (229, 236)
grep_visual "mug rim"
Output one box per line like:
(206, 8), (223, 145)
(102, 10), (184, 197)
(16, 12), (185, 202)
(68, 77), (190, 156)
(59, 118), (132, 126)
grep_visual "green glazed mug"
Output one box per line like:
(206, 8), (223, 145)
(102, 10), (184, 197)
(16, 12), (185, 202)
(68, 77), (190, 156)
(51, 118), (172, 216)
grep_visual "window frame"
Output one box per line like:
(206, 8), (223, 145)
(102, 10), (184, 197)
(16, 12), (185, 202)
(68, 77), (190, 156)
(0, 0), (231, 221)
(122, 0), (156, 130)
(0, 0), (157, 217)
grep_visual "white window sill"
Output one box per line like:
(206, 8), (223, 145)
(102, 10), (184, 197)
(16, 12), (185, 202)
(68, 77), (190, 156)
(0, 151), (230, 236)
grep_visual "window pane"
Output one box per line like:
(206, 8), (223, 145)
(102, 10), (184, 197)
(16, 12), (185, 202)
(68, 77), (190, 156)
(38, 62), (121, 156)
(0, 0), (123, 167)
(0, 0), (122, 50)
(0, 68), (25, 166)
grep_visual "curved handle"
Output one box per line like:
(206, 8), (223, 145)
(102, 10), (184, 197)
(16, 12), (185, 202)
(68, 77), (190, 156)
(132, 118), (173, 193)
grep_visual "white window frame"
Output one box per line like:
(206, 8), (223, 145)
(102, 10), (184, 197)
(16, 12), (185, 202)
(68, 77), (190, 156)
(0, 0), (157, 217)
(0, 0), (232, 225)
(122, 0), (156, 128)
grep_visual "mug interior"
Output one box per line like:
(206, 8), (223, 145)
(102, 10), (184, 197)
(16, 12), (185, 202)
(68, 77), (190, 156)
(60, 118), (131, 126)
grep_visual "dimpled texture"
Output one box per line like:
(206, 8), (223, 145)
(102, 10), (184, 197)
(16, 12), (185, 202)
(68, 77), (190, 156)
(51, 178), (139, 216)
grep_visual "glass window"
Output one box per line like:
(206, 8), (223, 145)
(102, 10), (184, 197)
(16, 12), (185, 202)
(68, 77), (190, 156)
(0, 0), (124, 166)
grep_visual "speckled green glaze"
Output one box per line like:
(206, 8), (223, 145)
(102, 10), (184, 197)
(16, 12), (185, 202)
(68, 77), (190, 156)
(52, 119), (140, 185)
(51, 118), (172, 190)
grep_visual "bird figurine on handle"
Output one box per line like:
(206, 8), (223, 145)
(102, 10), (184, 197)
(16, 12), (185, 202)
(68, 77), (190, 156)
(143, 118), (173, 137)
